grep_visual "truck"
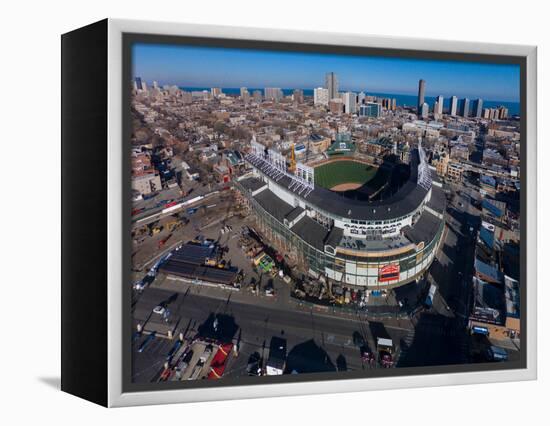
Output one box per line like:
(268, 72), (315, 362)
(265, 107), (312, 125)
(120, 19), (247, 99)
(486, 346), (508, 362)
(266, 337), (287, 376)
(424, 283), (437, 308)
(376, 337), (394, 368)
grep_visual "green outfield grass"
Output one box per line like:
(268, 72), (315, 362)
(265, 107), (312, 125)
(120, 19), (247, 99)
(314, 160), (378, 189)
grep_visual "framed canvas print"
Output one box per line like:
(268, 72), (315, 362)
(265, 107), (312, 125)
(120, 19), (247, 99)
(61, 19), (537, 407)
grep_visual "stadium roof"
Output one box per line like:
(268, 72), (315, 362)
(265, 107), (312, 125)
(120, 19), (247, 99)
(402, 210), (442, 245)
(325, 227), (344, 249)
(251, 149), (431, 221)
(427, 185), (446, 215)
(285, 206), (305, 223)
(254, 187), (295, 222)
(291, 216), (328, 251)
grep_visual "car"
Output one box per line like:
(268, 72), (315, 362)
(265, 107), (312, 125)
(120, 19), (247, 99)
(247, 352), (263, 376)
(200, 345), (213, 362)
(153, 305), (166, 315)
(360, 346), (375, 364)
(133, 280), (144, 291)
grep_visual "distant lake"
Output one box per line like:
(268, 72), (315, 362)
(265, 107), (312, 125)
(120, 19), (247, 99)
(179, 87), (520, 116)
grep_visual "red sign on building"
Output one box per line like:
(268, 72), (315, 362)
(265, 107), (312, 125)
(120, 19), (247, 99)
(379, 263), (400, 282)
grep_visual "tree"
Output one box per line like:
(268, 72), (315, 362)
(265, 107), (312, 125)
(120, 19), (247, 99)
(213, 120), (227, 135)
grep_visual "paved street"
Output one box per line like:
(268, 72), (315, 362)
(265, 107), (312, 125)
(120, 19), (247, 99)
(132, 286), (415, 381)
(132, 270), (484, 383)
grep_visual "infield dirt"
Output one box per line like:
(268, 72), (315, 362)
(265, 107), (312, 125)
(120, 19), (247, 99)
(330, 182), (363, 191)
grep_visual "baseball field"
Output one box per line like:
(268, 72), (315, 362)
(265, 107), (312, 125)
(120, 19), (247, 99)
(314, 160), (378, 191)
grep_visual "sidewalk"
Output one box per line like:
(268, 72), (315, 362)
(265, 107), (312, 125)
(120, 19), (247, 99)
(151, 273), (414, 331)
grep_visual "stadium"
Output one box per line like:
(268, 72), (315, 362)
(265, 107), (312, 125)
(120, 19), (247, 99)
(235, 137), (446, 289)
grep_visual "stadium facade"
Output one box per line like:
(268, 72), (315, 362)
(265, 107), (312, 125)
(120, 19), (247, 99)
(235, 137), (446, 289)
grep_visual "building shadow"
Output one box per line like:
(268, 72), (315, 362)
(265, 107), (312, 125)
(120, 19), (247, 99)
(196, 313), (239, 343)
(396, 312), (467, 368)
(336, 354), (348, 371)
(285, 339), (336, 374)
(336, 154), (409, 202)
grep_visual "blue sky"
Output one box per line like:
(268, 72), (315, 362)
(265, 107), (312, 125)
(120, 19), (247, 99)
(132, 43), (520, 102)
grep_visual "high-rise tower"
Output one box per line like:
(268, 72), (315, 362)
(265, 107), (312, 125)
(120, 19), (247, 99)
(325, 72), (339, 100)
(417, 79), (426, 115)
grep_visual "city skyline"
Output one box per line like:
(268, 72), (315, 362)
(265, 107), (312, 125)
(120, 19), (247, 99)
(132, 43), (520, 102)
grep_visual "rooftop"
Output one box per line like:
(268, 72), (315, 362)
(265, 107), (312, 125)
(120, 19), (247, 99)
(291, 216), (328, 251)
(475, 258), (504, 284)
(403, 210), (443, 245)
(254, 188), (296, 223)
(238, 176), (267, 193)
(471, 277), (505, 325)
(160, 260), (238, 285)
(170, 243), (216, 266)
(285, 206), (305, 223)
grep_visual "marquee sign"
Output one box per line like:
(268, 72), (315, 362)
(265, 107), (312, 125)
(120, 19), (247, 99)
(379, 263), (400, 282)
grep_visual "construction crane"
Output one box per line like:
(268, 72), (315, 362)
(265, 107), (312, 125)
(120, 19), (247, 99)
(288, 142), (297, 173)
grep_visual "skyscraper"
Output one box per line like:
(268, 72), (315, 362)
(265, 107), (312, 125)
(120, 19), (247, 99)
(450, 96), (458, 116)
(325, 72), (339, 100)
(293, 89), (304, 104)
(343, 92), (357, 114)
(134, 77), (148, 91)
(498, 106), (509, 120)
(313, 87), (329, 106)
(240, 87), (250, 103)
(417, 79), (426, 115)
(433, 101), (441, 118)
(435, 95), (444, 115)
(459, 98), (470, 117)
(473, 98), (484, 118)
(264, 87), (283, 102)
(252, 90), (263, 102)
(421, 102), (429, 119)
